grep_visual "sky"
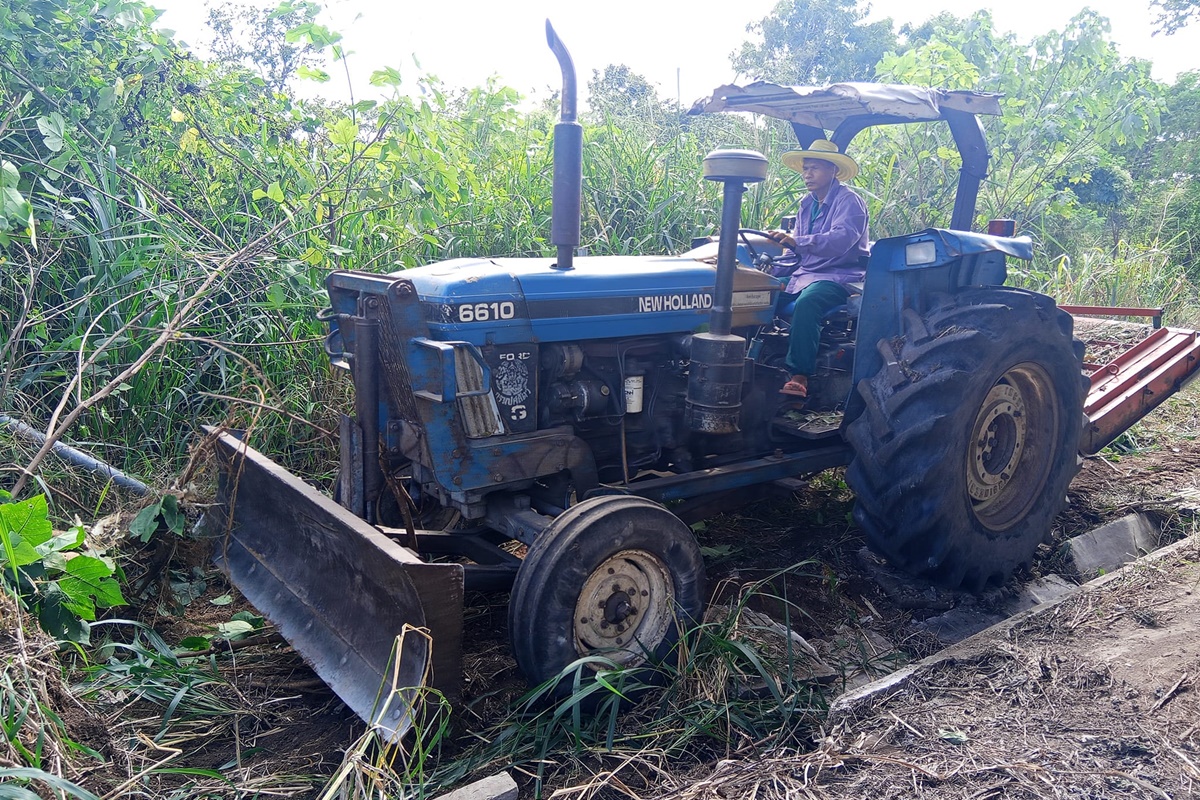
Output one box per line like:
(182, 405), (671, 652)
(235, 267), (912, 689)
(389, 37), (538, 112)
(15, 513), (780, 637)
(151, 0), (1200, 105)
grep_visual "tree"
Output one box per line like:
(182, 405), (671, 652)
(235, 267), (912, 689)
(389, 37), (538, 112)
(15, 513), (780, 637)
(586, 65), (672, 125)
(867, 10), (1163, 244)
(731, 0), (897, 84)
(1151, 0), (1200, 34)
(205, 0), (325, 93)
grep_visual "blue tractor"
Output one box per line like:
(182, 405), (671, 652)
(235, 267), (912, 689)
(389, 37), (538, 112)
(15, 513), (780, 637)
(211, 24), (1085, 736)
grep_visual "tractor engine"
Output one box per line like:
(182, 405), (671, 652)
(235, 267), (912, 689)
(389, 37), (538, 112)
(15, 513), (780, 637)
(324, 254), (784, 520)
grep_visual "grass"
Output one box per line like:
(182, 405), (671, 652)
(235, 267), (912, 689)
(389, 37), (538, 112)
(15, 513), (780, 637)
(1013, 237), (1200, 324)
(315, 560), (902, 800)
(4, 4), (1200, 797)
(1, 591), (106, 797)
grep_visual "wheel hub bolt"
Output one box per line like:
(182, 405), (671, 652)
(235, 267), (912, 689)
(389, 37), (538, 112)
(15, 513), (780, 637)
(600, 620), (609, 629)
(580, 617), (589, 624)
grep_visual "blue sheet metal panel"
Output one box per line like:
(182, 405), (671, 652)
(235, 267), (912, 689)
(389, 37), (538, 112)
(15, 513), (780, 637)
(885, 229), (1033, 272)
(399, 255), (775, 344)
(846, 228), (1032, 420)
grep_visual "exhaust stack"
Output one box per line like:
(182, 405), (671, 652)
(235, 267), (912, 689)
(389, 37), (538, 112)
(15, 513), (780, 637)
(546, 20), (581, 271)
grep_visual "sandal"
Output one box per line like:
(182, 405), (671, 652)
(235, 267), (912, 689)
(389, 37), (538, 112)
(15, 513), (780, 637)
(780, 379), (808, 397)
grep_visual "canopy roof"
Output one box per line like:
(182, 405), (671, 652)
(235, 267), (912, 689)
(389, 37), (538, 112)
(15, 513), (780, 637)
(689, 82), (1002, 130)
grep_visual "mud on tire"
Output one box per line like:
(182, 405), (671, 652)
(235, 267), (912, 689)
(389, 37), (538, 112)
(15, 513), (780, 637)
(844, 288), (1087, 591)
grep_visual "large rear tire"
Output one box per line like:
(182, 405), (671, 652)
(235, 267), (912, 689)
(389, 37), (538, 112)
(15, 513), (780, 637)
(844, 288), (1086, 591)
(508, 495), (706, 696)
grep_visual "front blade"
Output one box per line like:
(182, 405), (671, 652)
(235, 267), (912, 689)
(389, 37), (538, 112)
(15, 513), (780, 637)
(206, 430), (463, 740)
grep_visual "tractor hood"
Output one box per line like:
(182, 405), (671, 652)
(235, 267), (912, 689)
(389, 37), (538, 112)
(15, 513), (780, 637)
(356, 255), (779, 346)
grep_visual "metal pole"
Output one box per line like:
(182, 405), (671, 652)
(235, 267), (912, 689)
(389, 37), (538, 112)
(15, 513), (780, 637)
(0, 414), (149, 496)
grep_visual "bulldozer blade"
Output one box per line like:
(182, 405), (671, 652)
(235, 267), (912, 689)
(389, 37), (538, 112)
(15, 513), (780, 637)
(205, 430), (464, 741)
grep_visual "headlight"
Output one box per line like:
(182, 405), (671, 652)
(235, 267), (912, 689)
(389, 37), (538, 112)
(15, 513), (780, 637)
(905, 240), (937, 266)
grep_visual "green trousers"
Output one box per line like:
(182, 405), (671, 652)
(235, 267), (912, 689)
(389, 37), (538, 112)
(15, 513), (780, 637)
(781, 280), (849, 376)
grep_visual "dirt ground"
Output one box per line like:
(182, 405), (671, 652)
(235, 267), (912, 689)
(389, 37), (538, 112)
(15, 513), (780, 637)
(655, 537), (1200, 799)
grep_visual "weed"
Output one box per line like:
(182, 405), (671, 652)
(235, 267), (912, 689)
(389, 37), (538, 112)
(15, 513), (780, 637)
(0, 491), (125, 643)
(318, 563), (835, 799)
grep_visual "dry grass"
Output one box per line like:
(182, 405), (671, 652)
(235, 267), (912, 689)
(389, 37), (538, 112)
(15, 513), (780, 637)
(651, 538), (1200, 800)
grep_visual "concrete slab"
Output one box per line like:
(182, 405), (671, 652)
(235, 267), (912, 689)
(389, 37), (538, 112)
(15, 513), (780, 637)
(914, 607), (1007, 646)
(828, 532), (1196, 727)
(1065, 512), (1159, 579)
(1005, 573), (1078, 614)
(434, 772), (518, 800)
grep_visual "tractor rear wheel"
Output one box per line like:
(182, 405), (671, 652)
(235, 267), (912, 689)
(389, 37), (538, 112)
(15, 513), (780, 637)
(508, 495), (706, 697)
(844, 288), (1086, 591)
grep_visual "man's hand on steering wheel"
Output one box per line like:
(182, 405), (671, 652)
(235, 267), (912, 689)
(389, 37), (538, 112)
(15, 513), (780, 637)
(766, 229), (797, 250)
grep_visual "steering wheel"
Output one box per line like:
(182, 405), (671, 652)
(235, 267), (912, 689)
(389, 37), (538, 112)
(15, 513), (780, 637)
(737, 228), (783, 270)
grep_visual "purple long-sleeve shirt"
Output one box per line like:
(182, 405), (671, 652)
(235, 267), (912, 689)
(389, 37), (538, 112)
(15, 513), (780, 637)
(778, 180), (870, 293)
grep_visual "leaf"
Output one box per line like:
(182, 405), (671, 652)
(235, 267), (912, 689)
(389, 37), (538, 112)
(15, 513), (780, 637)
(0, 160), (19, 188)
(0, 768), (102, 800)
(231, 610), (264, 627)
(700, 544), (737, 559)
(35, 525), (86, 559)
(179, 636), (211, 651)
(169, 572), (206, 608)
(129, 502), (161, 542)
(210, 594), (234, 606)
(61, 555), (126, 610)
(938, 727), (969, 745)
(285, 21), (341, 48)
(36, 112), (67, 152)
(265, 181), (284, 203)
(169, 107), (186, 122)
(297, 64), (330, 83)
(0, 495), (54, 568)
(370, 67), (403, 87)
(179, 127), (199, 153)
(216, 620), (256, 639)
(266, 283), (287, 309)
(37, 588), (91, 644)
(329, 117), (359, 149)
(159, 495), (185, 535)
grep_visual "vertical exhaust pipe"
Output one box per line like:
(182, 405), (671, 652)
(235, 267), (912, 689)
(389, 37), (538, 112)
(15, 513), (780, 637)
(546, 20), (581, 271)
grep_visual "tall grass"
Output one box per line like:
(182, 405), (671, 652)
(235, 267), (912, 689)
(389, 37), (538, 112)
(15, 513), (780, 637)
(1012, 237), (1200, 324)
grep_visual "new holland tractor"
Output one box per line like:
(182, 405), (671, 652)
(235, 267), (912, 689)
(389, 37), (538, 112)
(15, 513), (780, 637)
(210, 23), (1186, 737)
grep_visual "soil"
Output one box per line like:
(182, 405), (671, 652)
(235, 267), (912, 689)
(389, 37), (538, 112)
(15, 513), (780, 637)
(34, 323), (1200, 798)
(656, 538), (1200, 799)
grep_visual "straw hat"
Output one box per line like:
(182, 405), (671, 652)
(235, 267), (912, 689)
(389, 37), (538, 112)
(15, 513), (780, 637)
(781, 140), (859, 182)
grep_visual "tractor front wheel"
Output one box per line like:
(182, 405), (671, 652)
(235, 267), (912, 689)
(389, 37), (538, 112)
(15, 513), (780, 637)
(845, 288), (1086, 591)
(508, 495), (706, 696)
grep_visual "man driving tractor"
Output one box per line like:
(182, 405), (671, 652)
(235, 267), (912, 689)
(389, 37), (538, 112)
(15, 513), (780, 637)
(767, 140), (870, 399)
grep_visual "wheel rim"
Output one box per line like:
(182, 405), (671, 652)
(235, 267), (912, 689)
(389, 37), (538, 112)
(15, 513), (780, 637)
(572, 549), (675, 668)
(965, 362), (1060, 531)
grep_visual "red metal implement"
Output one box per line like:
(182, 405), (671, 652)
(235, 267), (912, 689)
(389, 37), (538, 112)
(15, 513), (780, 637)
(1079, 325), (1200, 454)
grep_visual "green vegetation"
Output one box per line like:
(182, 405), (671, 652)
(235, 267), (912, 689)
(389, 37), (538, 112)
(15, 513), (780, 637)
(3, 0), (1200, 796)
(0, 492), (125, 643)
